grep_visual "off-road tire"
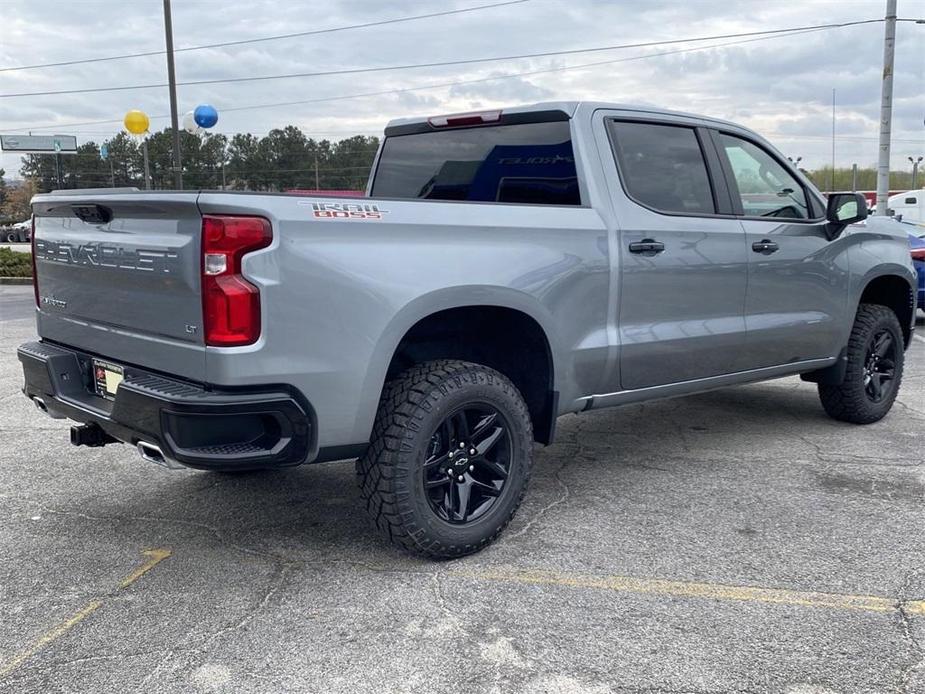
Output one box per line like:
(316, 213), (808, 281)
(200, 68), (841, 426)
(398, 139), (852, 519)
(357, 359), (533, 559)
(818, 303), (904, 424)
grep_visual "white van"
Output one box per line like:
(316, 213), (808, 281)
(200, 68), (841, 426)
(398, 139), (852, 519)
(888, 189), (925, 224)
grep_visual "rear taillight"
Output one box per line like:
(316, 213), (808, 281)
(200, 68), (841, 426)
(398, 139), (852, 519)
(911, 246), (925, 261)
(201, 215), (272, 347)
(30, 215), (38, 307)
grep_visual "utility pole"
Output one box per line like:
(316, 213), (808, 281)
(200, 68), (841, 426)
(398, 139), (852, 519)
(830, 88), (836, 192)
(314, 156), (320, 190)
(142, 140), (152, 190)
(910, 156), (923, 189)
(852, 163), (858, 192)
(163, 0), (183, 190)
(875, 0), (897, 216)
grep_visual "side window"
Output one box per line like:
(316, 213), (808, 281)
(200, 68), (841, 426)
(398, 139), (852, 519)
(608, 121), (715, 215)
(719, 134), (810, 219)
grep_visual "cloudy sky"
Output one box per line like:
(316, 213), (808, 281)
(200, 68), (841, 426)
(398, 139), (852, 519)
(0, 0), (922, 179)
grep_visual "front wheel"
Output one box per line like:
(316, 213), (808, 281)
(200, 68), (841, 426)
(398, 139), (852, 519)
(818, 303), (905, 424)
(357, 360), (533, 559)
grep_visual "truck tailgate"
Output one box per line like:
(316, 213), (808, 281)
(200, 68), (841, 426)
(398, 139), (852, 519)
(31, 192), (205, 380)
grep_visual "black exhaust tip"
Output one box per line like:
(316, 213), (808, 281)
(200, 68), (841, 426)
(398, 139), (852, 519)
(70, 423), (117, 447)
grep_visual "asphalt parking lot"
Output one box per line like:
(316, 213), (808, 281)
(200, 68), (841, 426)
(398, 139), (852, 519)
(1, 284), (923, 694)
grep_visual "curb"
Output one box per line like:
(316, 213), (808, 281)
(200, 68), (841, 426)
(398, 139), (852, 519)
(0, 277), (32, 285)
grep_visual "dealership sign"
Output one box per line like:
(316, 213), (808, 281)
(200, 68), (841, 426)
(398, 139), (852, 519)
(0, 134), (78, 154)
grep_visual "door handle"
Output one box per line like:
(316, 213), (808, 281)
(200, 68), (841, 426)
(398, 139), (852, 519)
(628, 239), (665, 256)
(752, 239), (779, 255)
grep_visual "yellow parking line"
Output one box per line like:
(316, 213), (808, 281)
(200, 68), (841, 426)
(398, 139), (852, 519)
(453, 567), (925, 615)
(118, 548), (172, 589)
(0, 548), (171, 679)
(0, 601), (103, 679)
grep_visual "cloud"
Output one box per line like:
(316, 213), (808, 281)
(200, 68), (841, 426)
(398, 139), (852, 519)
(1, 0), (922, 177)
(448, 74), (553, 102)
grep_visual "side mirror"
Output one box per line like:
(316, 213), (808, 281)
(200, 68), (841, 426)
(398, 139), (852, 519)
(826, 192), (868, 226)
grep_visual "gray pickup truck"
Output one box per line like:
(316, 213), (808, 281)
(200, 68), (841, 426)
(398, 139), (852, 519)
(19, 102), (917, 558)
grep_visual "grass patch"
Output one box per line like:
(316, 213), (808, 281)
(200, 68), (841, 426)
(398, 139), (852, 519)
(0, 247), (32, 277)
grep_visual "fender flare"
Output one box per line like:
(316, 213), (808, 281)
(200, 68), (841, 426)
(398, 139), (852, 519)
(352, 286), (562, 443)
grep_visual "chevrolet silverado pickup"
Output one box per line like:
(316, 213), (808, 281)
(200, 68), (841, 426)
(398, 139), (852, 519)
(19, 102), (917, 558)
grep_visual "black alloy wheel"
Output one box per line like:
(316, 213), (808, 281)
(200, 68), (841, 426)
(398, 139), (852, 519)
(862, 328), (897, 403)
(422, 405), (512, 525)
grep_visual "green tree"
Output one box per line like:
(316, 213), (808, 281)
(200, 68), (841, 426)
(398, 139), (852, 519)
(226, 133), (263, 190)
(18, 126), (380, 193)
(0, 178), (39, 222)
(805, 166), (915, 192)
(324, 135), (379, 190)
(104, 132), (143, 187)
(259, 126), (311, 190)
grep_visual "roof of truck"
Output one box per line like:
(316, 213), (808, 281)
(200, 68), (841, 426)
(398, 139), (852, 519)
(384, 101), (747, 132)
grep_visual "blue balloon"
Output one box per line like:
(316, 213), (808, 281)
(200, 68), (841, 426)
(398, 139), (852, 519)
(193, 104), (218, 128)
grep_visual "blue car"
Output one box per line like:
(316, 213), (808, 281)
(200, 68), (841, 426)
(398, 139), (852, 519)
(909, 230), (925, 310)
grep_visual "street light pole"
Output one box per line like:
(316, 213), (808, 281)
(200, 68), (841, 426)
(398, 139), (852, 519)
(910, 156), (923, 190)
(163, 0), (183, 190)
(875, 0), (897, 216)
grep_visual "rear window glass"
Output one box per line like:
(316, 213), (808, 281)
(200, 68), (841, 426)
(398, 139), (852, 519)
(371, 121), (581, 205)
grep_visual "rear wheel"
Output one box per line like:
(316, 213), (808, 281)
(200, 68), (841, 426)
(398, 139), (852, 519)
(357, 360), (533, 559)
(818, 303), (904, 424)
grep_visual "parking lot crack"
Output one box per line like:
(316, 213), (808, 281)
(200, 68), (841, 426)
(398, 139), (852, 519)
(38, 507), (292, 565)
(612, 687), (759, 694)
(429, 570), (471, 637)
(506, 456), (571, 541)
(199, 563), (290, 649)
(21, 648), (191, 673)
(136, 564), (292, 689)
(897, 572), (925, 693)
(893, 398), (925, 419)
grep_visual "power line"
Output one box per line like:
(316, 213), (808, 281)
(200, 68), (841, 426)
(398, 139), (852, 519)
(4, 28), (834, 132)
(0, 19), (887, 99)
(0, 0), (531, 73)
(5, 23), (913, 140)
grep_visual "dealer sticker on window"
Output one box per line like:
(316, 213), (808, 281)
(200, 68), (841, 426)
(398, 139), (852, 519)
(92, 359), (124, 400)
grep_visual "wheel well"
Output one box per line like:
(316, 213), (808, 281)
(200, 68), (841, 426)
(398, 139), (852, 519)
(385, 306), (557, 444)
(859, 275), (914, 347)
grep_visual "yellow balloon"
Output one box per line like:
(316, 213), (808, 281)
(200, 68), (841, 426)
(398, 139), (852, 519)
(124, 110), (150, 135)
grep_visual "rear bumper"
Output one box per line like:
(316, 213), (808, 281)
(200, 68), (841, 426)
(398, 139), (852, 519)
(18, 341), (313, 470)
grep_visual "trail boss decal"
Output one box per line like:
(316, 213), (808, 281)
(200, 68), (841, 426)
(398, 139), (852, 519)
(300, 201), (388, 220)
